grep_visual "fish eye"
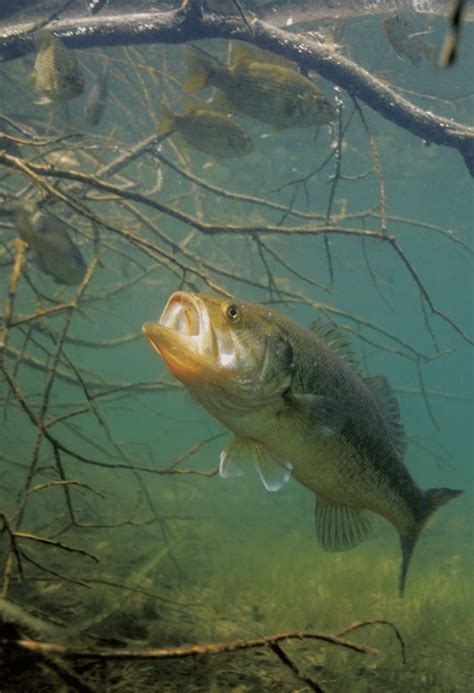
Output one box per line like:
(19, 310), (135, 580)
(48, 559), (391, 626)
(225, 303), (240, 322)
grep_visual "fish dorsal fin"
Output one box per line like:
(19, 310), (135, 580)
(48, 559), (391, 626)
(220, 436), (292, 492)
(364, 375), (406, 458)
(314, 496), (372, 551)
(309, 319), (358, 370)
(228, 41), (298, 71)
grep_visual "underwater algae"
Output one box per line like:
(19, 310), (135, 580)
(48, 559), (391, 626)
(0, 1), (473, 691)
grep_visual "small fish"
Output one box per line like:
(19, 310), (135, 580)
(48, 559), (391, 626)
(31, 31), (84, 105)
(84, 70), (109, 126)
(184, 42), (335, 130)
(440, 0), (468, 66)
(257, 1), (474, 28)
(143, 292), (462, 595)
(12, 201), (87, 285)
(158, 98), (253, 159)
(383, 11), (437, 65)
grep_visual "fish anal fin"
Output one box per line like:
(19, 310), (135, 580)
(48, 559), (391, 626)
(364, 375), (406, 458)
(314, 496), (372, 551)
(308, 318), (359, 370)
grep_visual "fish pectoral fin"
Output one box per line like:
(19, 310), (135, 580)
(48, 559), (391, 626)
(219, 436), (249, 479)
(288, 394), (346, 438)
(314, 496), (372, 551)
(219, 436), (292, 492)
(254, 445), (292, 493)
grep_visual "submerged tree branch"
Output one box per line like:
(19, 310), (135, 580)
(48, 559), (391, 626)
(0, 0), (473, 173)
(2, 627), (379, 659)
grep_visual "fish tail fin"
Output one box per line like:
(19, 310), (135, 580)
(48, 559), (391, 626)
(398, 533), (418, 598)
(34, 29), (54, 50)
(399, 487), (462, 597)
(157, 101), (176, 136)
(183, 46), (215, 93)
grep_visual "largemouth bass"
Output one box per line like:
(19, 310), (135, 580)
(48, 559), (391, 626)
(143, 292), (461, 595)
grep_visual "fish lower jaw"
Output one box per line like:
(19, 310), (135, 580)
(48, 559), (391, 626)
(158, 293), (218, 358)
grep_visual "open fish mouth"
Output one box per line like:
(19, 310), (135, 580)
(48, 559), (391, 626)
(143, 292), (221, 380)
(158, 291), (217, 357)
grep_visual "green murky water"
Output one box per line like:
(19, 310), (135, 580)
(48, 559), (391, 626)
(0, 2), (472, 691)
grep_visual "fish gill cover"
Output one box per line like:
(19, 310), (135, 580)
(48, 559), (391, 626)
(0, 0), (472, 691)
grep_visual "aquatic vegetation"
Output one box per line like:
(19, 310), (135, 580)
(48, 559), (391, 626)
(0, 1), (472, 691)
